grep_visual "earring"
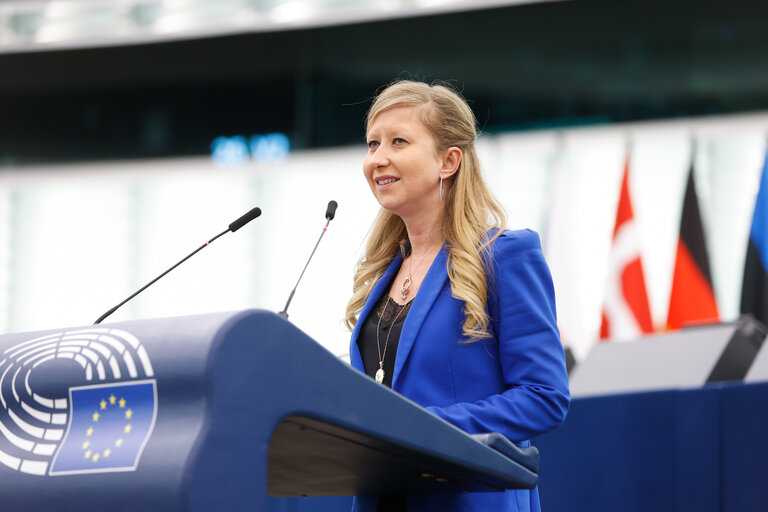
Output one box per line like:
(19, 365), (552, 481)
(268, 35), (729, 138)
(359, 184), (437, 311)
(439, 175), (444, 202)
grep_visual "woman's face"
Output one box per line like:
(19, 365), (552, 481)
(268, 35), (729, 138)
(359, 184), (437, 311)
(364, 106), (447, 219)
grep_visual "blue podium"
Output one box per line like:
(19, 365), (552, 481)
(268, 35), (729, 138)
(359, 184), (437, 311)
(0, 310), (537, 511)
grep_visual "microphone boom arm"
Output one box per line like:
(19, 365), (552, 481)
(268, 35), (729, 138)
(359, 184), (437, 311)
(278, 219), (330, 319)
(93, 206), (261, 325)
(94, 229), (229, 325)
(279, 200), (337, 320)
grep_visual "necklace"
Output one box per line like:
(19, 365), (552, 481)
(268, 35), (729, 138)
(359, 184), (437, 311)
(375, 297), (407, 384)
(400, 244), (442, 301)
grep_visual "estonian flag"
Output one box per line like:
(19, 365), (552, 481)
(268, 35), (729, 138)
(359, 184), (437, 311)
(740, 150), (768, 325)
(666, 162), (719, 330)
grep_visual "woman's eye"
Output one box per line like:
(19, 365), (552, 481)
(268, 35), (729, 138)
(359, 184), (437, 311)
(393, 138), (407, 145)
(367, 140), (379, 150)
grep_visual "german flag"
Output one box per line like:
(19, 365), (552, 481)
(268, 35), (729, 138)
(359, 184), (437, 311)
(666, 164), (719, 330)
(740, 151), (768, 325)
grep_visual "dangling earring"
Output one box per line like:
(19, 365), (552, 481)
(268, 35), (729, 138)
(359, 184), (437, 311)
(439, 175), (444, 202)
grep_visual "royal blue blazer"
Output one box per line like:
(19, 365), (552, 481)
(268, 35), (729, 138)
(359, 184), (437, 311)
(349, 229), (570, 512)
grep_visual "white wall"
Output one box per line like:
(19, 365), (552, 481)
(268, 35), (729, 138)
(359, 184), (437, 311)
(0, 111), (766, 360)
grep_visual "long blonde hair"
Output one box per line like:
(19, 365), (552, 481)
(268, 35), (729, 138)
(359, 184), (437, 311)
(344, 80), (507, 341)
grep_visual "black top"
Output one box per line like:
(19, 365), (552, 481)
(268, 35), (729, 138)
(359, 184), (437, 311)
(357, 292), (412, 389)
(357, 291), (412, 511)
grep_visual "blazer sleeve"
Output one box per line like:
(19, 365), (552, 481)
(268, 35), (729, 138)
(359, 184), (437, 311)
(425, 230), (570, 442)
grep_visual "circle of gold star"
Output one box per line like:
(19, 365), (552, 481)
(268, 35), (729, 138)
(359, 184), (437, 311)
(82, 394), (133, 462)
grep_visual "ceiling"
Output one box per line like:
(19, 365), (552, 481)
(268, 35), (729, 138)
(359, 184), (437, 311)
(1, 0), (767, 164)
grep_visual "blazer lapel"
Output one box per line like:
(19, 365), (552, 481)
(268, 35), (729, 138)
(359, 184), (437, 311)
(349, 253), (404, 370)
(391, 246), (449, 389)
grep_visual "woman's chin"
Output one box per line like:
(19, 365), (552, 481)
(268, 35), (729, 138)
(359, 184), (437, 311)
(376, 197), (403, 214)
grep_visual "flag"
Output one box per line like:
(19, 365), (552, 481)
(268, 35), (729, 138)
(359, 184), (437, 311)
(600, 156), (654, 341)
(666, 164), (719, 329)
(740, 150), (768, 325)
(50, 380), (156, 475)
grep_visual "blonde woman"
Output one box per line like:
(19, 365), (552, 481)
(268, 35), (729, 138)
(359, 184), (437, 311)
(346, 80), (570, 512)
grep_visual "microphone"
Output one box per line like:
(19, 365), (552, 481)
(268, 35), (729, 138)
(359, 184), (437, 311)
(279, 200), (338, 320)
(229, 207), (262, 232)
(94, 206), (262, 325)
(325, 200), (338, 221)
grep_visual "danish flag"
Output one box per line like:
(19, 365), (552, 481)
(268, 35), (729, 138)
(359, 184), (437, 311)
(600, 157), (654, 341)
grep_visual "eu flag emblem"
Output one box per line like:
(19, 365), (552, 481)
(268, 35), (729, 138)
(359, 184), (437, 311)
(49, 380), (157, 475)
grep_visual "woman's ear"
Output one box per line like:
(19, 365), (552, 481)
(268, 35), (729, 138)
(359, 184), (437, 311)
(440, 147), (462, 179)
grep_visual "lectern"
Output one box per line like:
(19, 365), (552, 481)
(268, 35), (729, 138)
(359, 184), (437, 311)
(0, 310), (538, 510)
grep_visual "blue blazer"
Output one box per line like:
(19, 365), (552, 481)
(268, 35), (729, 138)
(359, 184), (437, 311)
(349, 229), (570, 512)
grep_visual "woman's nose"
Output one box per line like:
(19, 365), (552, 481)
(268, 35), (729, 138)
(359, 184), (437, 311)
(370, 146), (390, 167)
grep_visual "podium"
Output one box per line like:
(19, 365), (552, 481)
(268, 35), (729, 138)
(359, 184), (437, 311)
(0, 310), (538, 511)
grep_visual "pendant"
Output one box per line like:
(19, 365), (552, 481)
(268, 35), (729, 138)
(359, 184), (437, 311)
(375, 368), (385, 384)
(401, 275), (412, 301)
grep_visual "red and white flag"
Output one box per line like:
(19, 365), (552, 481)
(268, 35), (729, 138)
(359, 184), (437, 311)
(600, 156), (654, 341)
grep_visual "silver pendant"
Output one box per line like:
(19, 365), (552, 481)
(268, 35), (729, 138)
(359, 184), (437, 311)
(375, 368), (385, 384)
(401, 275), (412, 301)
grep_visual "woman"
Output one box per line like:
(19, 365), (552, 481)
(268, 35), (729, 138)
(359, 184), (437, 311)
(345, 80), (570, 512)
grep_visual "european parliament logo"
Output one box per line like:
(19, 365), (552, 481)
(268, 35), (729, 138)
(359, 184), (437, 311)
(0, 328), (157, 476)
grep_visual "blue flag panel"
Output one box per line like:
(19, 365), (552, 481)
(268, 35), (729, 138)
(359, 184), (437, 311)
(50, 380), (156, 475)
(750, 153), (768, 271)
(741, 150), (768, 325)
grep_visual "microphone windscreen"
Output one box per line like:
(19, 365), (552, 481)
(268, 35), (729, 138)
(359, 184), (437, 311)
(228, 207), (262, 232)
(325, 200), (338, 220)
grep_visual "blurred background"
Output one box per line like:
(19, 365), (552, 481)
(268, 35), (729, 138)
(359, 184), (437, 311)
(2, 0), (767, 359)
(2, 0), (768, 510)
